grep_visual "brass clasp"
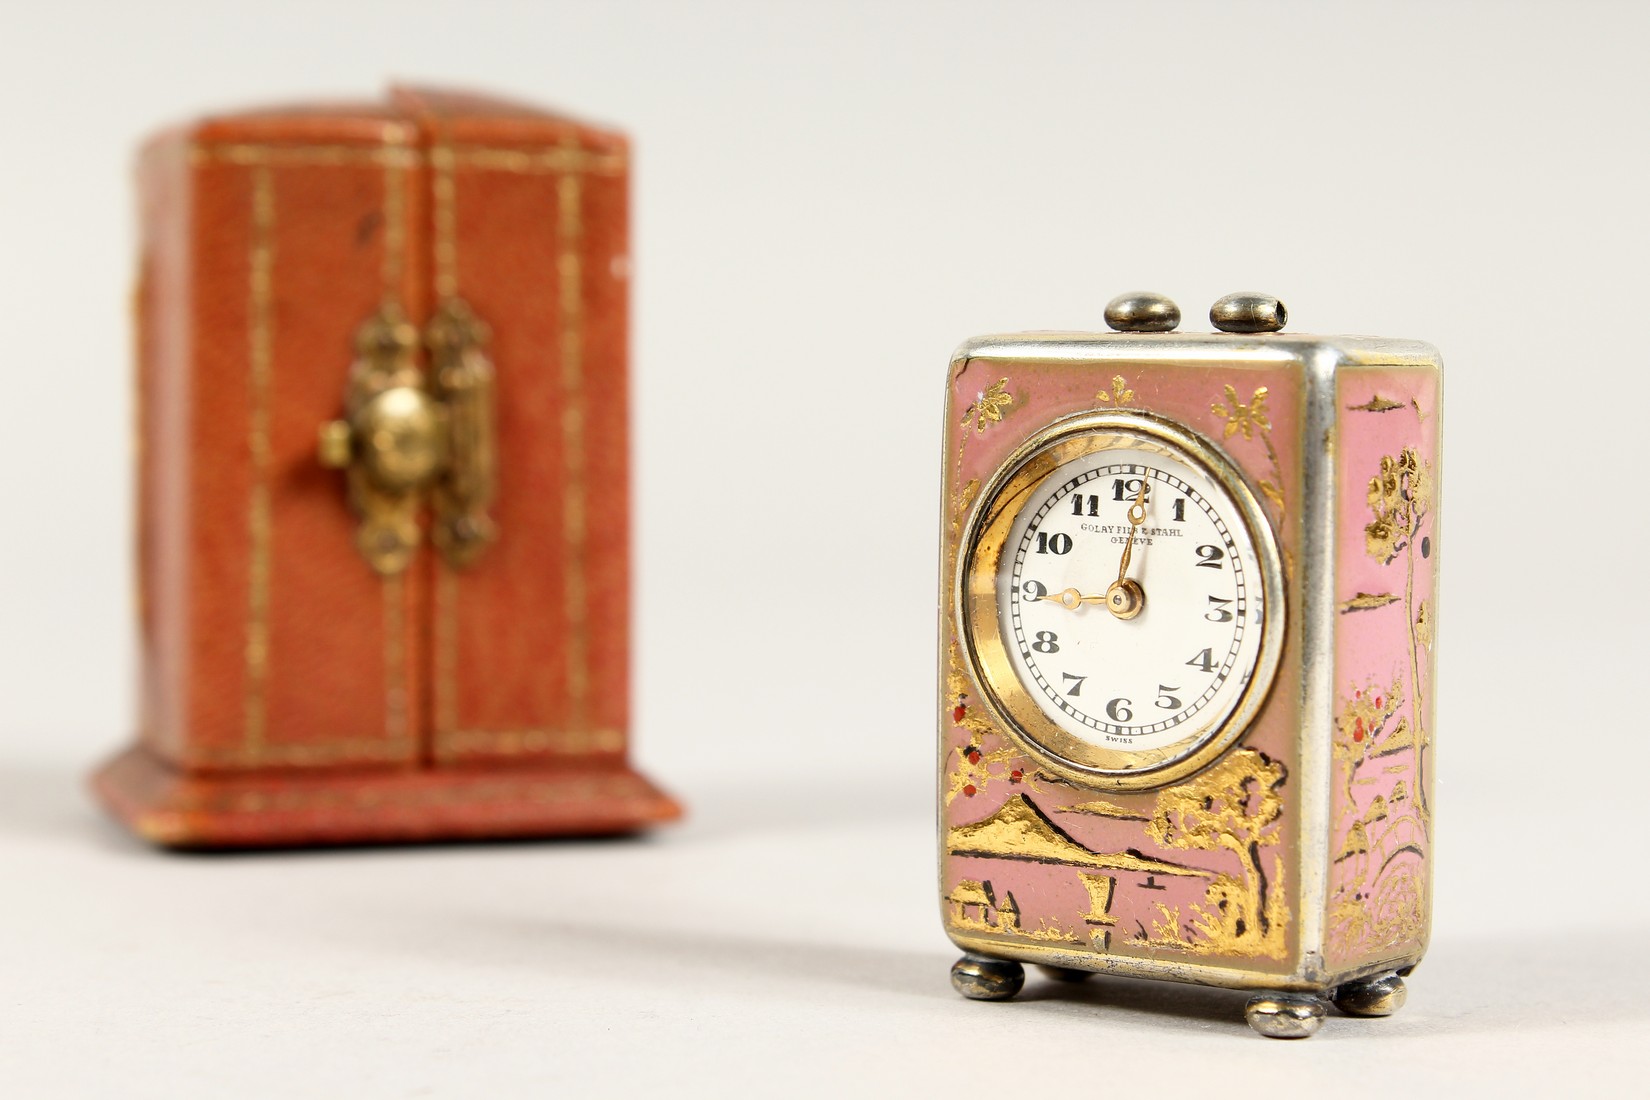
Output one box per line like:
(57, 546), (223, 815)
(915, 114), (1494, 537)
(319, 301), (499, 575)
(425, 299), (498, 568)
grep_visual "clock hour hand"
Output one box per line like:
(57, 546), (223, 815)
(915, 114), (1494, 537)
(1106, 475), (1149, 620)
(1039, 587), (1107, 611)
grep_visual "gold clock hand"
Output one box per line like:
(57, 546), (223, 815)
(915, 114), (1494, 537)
(1115, 474), (1149, 584)
(1106, 475), (1149, 620)
(1039, 587), (1108, 610)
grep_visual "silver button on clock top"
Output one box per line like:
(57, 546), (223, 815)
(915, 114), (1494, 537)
(1210, 292), (1288, 333)
(1104, 291), (1181, 333)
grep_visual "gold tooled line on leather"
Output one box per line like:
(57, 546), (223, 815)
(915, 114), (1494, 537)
(140, 769), (644, 819)
(190, 142), (625, 176)
(381, 154), (407, 304)
(430, 143), (459, 301)
(383, 574), (407, 745)
(449, 145), (625, 176)
(429, 132), (462, 752)
(381, 153), (410, 746)
(181, 738), (420, 769)
(557, 152), (591, 732)
(243, 165), (276, 749)
(434, 567), (458, 746)
(440, 728), (625, 756)
(194, 143), (421, 168)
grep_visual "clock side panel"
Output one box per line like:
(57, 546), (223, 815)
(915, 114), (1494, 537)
(939, 348), (1312, 986)
(1323, 361), (1440, 977)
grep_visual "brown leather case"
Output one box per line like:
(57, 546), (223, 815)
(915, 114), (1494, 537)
(93, 86), (681, 847)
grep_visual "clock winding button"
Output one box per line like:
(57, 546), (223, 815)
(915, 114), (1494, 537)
(1104, 291), (1181, 333)
(1210, 292), (1288, 334)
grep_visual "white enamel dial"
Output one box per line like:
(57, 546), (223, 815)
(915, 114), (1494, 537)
(994, 445), (1267, 760)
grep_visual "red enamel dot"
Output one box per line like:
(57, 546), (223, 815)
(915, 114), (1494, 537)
(1353, 730), (1365, 742)
(963, 784), (977, 797)
(966, 749), (981, 764)
(952, 704), (967, 723)
(1375, 696), (1383, 708)
(1010, 769), (1023, 783)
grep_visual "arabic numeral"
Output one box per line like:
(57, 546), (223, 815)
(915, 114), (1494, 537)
(1070, 494), (1100, 517)
(1036, 532), (1074, 555)
(1172, 497), (1186, 523)
(1022, 579), (1048, 602)
(1195, 544), (1225, 569)
(1205, 596), (1234, 622)
(1105, 697), (1133, 722)
(1155, 684), (1182, 710)
(1031, 631), (1060, 654)
(1061, 672), (1087, 697)
(1186, 648), (1216, 673)
(1111, 477), (1150, 502)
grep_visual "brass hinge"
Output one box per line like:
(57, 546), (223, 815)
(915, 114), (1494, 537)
(318, 301), (499, 575)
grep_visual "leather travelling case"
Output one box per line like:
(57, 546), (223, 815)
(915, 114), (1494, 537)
(93, 86), (681, 846)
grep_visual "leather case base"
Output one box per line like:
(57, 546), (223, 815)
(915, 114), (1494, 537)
(94, 745), (680, 849)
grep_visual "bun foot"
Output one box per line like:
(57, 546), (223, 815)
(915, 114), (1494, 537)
(1334, 973), (1407, 1017)
(1245, 993), (1327, 1038)
(951, 953), (1025, 1001)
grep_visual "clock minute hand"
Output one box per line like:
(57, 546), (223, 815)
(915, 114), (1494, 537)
(1105, 475), (1149, 620)
(1115, 475), (1149, 584)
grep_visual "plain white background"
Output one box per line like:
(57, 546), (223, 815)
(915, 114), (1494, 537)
(3, 1), (1647, 1094)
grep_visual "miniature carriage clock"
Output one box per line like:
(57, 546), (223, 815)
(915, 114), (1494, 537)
(939, 292), (1440, 1038)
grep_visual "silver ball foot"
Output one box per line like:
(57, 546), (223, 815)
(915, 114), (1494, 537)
(1245, 993), (1327, 1039)
(951, 953), (1025, 1001)
(1035, 964), (1095, 983)
(1334, 973), (1407, 1017)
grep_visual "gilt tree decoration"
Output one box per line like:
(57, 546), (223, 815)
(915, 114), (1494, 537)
(1327, 677), (1427, 958)
(1364, 449), (1432, 565)
(1363, 447), (1434, 826)
(1147, 748), (1288, 953)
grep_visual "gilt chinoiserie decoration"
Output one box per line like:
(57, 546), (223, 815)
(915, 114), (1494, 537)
(93, 86), (680, 847)
(939, 292), (1439, 1037)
